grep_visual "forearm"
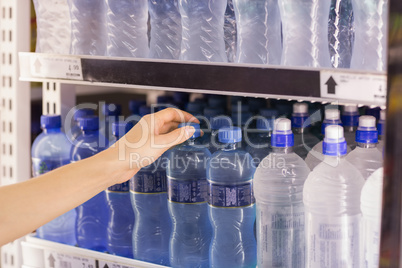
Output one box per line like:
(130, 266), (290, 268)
(0, 146), (136, 246)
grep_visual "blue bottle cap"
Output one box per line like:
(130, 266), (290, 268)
(40, 115), (61, 129)
(139, 106), (151, 117)
(78, 116), (99, 131)
(218, 127), (242, 143)
(178, 122), (201, 139)
(129, 100), (146, 115)
(260, 108), (278, 118)
(291, 103), (309, 128)
(173, 92), (190, 103)
(257, 117), (274, 131)
(211, 116), (232, 130)
(341, 105), (359, 127)
(73, 108), (95, 121)
(208, 96), (226, 108)
(102, 103), (122, 116)
(323, 125), (347, 156)
(321, 109), (342, 134)
(271, 118), (294, 147)
(157, 95), (174, 104)
(112, 121), (134, 138)
(204, 107), (225, 120)
(355, 116), (378, 144)
(231, 112), (252, 127)
(186, 102), (204, 115)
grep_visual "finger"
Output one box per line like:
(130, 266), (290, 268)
(154, 108), (199, 125)
(154, 125), (196, 150)
(157, 121), (180, 135)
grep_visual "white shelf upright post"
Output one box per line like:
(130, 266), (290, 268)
(0, 0), (31, 267)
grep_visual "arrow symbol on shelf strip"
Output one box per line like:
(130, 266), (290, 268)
(33, 58), (42, 74)
(325, 76), (338, 94)
(48, 254), (56, 268)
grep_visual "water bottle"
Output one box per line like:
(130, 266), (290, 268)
(173, 92), (190, 110)
(105, 0), (149, 57)
(247, 98), (266, 114)
(254, 118), (310, 267)
(208, 116), (233, 154)
(32, 115), (76, 245)
(232, 111), (253, 148)
(341, 104), (359, 150)
(292, 103), (320, 159)
(130, 152), (171, 265)
(246, 114), (275, 168)
(139, 105), (152, 117)
(71, 116), (109, 251)
(208, 95), (227, 112)
(328, 0), (354, 68)
(377, 109), (386, 153)
(99, 103), (121, 144)
(304, 109), (347, 170)
(224, 0), (237, 62)
(68, 108), (95, 141)
(106, 122), (135, 258)
(129, 100), (147, 116)
(350, 0), (388, 71)
(345, 116), (383, 180)
(179, 0), (228, 62)
(361, 167), (383, 268)
(365, 107), (381, 120)
(33, 0), (71, 54)
(148, 0), (182, 59)
(233, 0), (282, 64)
(166, 123), (212, 267)
(304, 125), (365, 267)
(278, 0), (332, 67)
(207, 127), (257, 267)
(68, 0), (107, 55)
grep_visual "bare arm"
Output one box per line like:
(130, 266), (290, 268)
(0, 108), (197, 246)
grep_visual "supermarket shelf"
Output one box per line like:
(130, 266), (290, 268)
(19, 52), (387, 107)
(22, 235), (169, 268)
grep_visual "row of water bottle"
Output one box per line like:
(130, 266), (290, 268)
(33, 0), (387, 70)
(31, 95), (386, 267)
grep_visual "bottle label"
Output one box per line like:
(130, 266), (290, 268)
(107, 181), (130, 192)
(257, 204), (305, 267)
(167, 177), (208, 204)
(130, 170), (167, 194)
(306, 212), (360, 267)
(208, 180), (254, 207)
(362, 216), (380, 268)
(31, 158), (70, 177)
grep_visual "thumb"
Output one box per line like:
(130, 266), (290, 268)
(154, 125), (196, 151)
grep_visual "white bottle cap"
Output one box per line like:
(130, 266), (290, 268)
(325, 125), (344, 140)
(274, 118), (291, 131)
(343, 104), (358, 113)
(359, 115), (376, 128)
(325, 109), (340, 120)
(380, 109), (386, 121)
(293, 102), (308, 114)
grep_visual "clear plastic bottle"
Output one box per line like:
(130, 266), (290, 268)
(304, 109), (347, 170)
(105, 0), (149, 58)
(278, 0), (332, 67)
(106, 122), (135, 258)
(361, 167), (383, 268)
(377, 109), (386, 153)
(148, 0), (182, 59)
(68, 108), (95, 142)
(341, 104), (359, 150)
(231, 111), (253, 148)
(345, 116), (383, 180)
(207, 116), (233, 154)
(224, 0), (237, 63)
(70, 116), (109, 251)
(179, 0), (228, 62)
(68, 0), (107, 55)
(292, 103), (320, 160)
(304, 125), (365, 267)
(246, 117), (274, 168)
(33, 0), (71, 54)
(328, 0), (354, 68)
(166, 123), (212, 268)
(254, 118), (310, 268)
(207, 127), (257, 268)
(32, 115), (76, 245)
(130, 151), (171, 265)
(350, 0), (388, 71)
(233, 0), (282, 64)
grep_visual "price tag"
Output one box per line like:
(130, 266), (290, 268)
(320, 71), (387, 104)
(97, 259), (136, 268)
(44, 250), (96, 268)
(30, 55), (83, 80)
